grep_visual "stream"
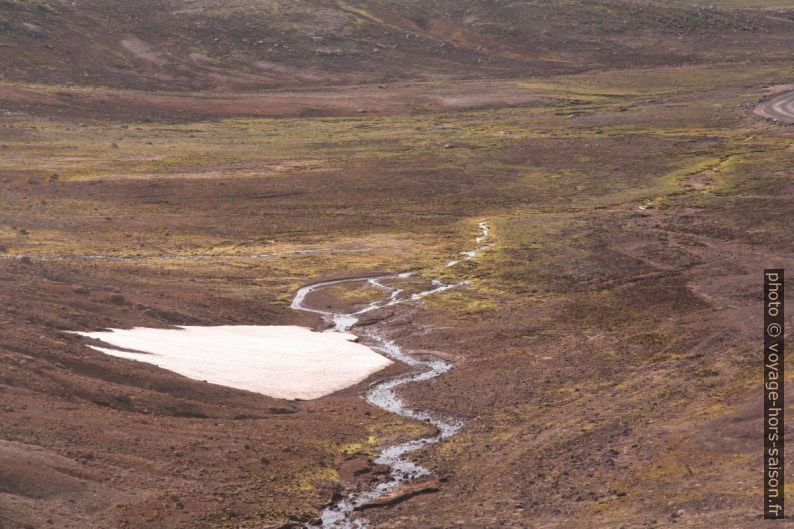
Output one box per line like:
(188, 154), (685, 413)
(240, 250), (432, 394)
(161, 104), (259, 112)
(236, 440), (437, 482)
(291, 222), (489, 528)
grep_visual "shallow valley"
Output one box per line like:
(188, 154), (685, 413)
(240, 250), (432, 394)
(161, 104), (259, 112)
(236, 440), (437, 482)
(2, 1), (794, 528)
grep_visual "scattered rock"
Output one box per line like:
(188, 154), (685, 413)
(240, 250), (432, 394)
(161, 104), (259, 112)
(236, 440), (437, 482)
(353, 465), (372, 476)
(107, 294), (127, 305)
(324, 484), (344, 506)
(268, 406), (297, 415)
(353, 311), (394, 327)
(354, 477), (440, 511)
(141, 307), (183, 323)
(21, 22), (47, 36)
(371, 464), (390, 475)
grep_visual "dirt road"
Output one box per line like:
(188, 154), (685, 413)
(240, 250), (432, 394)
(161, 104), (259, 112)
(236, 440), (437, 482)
(755, 90), (794, 123)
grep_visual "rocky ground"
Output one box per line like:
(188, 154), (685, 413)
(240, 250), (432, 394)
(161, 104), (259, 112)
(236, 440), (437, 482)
(2, 1), (794, 528)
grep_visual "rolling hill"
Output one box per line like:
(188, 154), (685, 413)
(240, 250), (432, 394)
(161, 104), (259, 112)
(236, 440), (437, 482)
(1, 0), (793, 90)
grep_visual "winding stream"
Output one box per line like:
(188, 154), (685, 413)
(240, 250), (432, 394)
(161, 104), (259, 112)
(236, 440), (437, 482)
(291, 222), (490, 528)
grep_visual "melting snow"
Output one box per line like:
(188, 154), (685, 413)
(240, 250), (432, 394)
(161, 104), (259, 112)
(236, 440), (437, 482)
(74, 325), (392, 400)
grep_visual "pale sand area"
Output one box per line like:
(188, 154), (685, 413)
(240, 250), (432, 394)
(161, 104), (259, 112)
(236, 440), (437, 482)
(74, 325), (392, 400)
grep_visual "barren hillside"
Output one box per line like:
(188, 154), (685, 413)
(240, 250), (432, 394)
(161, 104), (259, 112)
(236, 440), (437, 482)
(2, 1), (794, 529)
(1, 0), (793, 90)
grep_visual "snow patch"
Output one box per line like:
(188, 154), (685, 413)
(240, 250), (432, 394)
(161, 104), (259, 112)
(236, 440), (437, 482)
(74, 325), (392, 400)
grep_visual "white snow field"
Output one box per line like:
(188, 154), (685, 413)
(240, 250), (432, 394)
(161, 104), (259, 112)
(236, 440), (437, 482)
(74, 325), (392, 399)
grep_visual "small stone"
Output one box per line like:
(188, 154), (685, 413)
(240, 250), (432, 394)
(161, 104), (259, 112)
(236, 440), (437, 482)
(107, 294), (127, 305)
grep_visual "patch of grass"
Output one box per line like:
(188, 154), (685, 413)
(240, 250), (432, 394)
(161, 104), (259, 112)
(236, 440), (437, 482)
(336, 0), (384, 23)
(423, 289), (500, 315)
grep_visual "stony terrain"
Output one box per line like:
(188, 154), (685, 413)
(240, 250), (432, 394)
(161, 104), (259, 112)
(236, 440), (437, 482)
(1, 1), (794, 528)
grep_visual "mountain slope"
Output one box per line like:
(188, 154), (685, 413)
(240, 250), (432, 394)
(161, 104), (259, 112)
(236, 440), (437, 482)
(1, 0), (793, 90)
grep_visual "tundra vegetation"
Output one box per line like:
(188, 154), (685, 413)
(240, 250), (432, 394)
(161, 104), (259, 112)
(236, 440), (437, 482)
(1, 0), (793, 528)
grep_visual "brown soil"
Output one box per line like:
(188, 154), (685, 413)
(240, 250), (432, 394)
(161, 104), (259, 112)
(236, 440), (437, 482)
(2, 2), (794, 529)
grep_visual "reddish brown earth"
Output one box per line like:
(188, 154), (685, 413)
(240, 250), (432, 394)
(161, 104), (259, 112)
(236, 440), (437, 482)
(2, 1), (794, 529)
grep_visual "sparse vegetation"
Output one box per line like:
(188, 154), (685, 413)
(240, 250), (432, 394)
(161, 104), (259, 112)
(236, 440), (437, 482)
(1, 1), (794, 528)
